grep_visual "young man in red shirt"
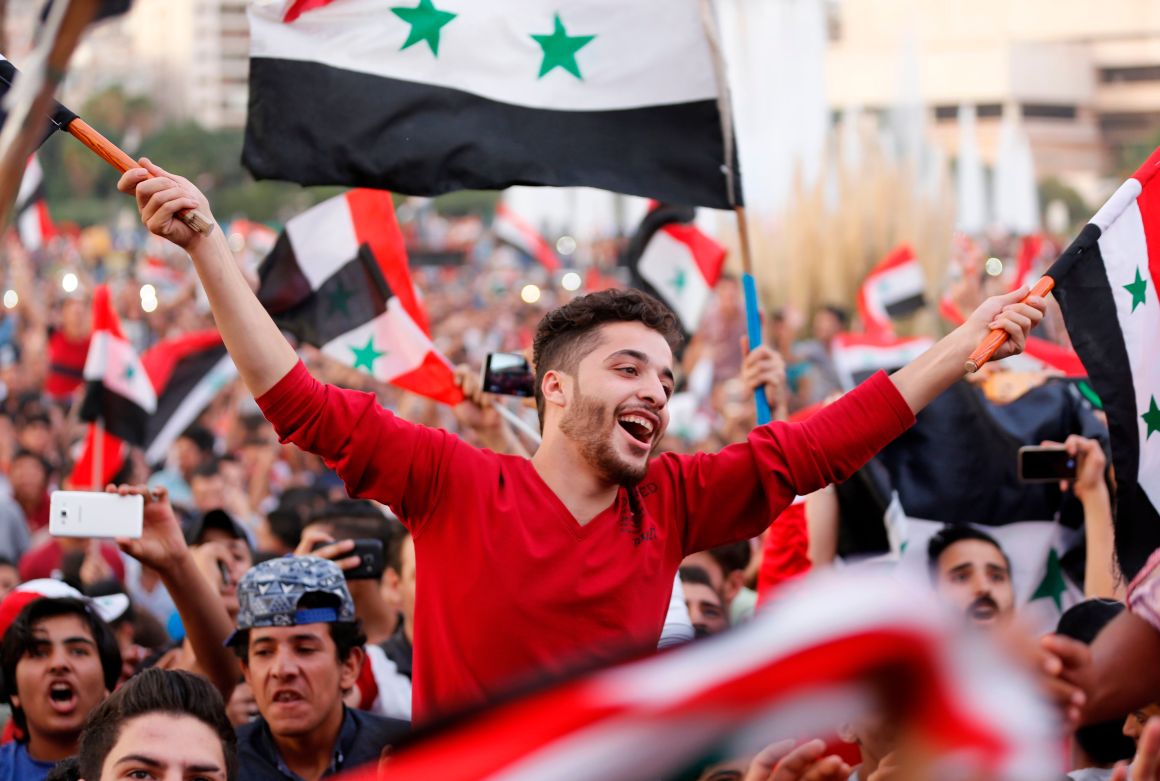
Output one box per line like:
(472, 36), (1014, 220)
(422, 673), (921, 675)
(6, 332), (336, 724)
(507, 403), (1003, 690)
(118, 162), (1046, 723)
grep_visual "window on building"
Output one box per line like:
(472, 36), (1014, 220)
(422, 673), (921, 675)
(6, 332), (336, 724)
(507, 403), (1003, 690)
(1099, 66), (1160, 83)
(1022, 104), (1078, 120)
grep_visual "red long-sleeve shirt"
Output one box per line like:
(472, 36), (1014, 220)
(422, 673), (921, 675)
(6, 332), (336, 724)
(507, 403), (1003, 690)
(258, 362), (914, 722)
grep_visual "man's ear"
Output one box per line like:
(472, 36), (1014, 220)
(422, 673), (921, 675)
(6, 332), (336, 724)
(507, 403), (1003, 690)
(8, 693), (19, 711)
(541, 370), (569, 410)
(339, 645), (365, 691)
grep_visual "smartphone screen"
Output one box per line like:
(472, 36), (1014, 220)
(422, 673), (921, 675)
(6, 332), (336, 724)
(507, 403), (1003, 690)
(481, 352), (535, 397)
(1018, 447), (1077, 482)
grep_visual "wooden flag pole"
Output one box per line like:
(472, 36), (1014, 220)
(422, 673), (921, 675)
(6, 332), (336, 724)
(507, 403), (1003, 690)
(66, 118), (214, 234)
(964, 276), (1055, 373)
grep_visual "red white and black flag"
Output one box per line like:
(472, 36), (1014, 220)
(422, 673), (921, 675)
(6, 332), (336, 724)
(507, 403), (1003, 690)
(1052, 146), (1160, 578)
(141, 332), (236, 466)
(78, 286), (156, 445)
(244, 0), (740, 209)
(623, 203), (726, 340)
(492, 202), (559, 272)
(256, 189), (463, 405)
(857, 244), (925, 338)
(13, 154), (54, 251)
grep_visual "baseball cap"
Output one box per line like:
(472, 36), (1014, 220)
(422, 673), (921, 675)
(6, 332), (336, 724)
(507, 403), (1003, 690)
(0, 579), (130, 639)
(227, 556), (355, 645)
(185, 508), (251, 548)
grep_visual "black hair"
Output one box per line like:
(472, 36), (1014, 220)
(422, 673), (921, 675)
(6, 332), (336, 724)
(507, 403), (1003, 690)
(820, 304), (849, 327)
(307, 500), (396, 551)
(77, 668), (238, 781)
(531, 288), (683, 428)
(10, 449), (52, 478)
(679, 565), (716, 591)
(0, 598), (122, 735)
(191, 458), (223, 480)
(926, 525), (1011, 578)
(385, 526), (412, 576)
(0, 556), (16, 571)
(1056, 600), (1135, 765)
(264, 508), (304, 551)
(178, 424), (216, 455)
(706, 542), (751, 577)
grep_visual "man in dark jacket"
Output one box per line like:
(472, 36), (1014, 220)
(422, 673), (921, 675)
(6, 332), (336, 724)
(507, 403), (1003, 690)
(228, 556), (409, 780)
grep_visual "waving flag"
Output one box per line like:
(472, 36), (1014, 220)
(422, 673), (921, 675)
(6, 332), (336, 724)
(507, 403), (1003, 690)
(141, 332), (237, 466)
(257, 189), (463, 405)
(244, 0), (740, 208)
(857, 244), (925, 338)
(1052, 147), (1160, 578)
(13, 155), (54, 251)
(349, 572), (1060, 781)
(78, 286), (157, 445)
(493, 203), (559, 272)
(623, 203), (726, 339)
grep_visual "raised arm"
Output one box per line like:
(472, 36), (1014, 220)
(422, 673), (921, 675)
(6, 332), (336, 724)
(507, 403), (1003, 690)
(117, 160), (297, 397)
(890, 287), (1046, 414)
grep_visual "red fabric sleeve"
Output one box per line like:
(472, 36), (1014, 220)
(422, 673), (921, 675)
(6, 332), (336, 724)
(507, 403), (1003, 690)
(670, 371), (914, 555)
(255, 361), (461, 533)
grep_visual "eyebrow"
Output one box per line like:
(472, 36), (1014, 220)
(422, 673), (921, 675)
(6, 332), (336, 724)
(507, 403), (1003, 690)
(115, 755), (223, 774)
(605, 349), (675, 384)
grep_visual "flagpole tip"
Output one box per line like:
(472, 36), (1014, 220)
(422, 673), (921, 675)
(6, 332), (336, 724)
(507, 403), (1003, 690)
(180, 209), (214, 234)
(964, 359), (980, 373)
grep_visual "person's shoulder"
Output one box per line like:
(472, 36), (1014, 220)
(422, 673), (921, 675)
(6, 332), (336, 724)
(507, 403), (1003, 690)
(350, 707), (410, 737)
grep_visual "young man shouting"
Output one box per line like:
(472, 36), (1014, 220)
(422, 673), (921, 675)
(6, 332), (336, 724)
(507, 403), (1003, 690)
(119, 162), (1045, 722)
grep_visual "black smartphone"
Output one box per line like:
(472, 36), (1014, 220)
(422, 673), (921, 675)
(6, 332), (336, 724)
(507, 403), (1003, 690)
(312, 538), (385, 580)
(1017, 446), (1077, 482)
(481, 352), (535, 397)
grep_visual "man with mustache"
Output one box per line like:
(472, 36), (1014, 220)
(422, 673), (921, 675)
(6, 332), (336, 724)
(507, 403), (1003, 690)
(928, 525), (1015, 628)
(118, 161), (1046, 722)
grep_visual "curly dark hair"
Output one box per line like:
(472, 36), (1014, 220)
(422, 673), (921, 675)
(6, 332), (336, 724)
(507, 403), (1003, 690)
(531, 289), (683, 428)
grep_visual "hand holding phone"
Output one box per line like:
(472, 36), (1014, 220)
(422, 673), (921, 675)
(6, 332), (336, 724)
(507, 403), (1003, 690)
(481, 352), (535, 398)
(311, 538), (384, 580)
(1017, 446), (1078, 483)
(50, 491), (143, 539)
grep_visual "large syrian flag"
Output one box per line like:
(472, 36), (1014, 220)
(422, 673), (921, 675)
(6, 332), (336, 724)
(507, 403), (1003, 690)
(141, 332), (237, 466)
(623, 203), (726, 340)
(1052, 146), (1160, 578)
(857, 244), (925, 338)
(13, 155), (54, 251)
(244, 0), (740, 209)
(257, 189), (463, 405)
(78, 285), (157, 445)
(349, 572), (1059, 781)
(838, 380), (1107, 629)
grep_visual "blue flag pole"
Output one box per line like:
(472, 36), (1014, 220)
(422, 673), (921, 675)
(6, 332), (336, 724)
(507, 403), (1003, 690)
(736, 208), (771, 425)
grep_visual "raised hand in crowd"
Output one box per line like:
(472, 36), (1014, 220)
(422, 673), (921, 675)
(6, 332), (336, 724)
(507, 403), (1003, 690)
(740, 336), (789, 422)
(452, 363), (531, 456)
(109, 483), (239, 699)
(1113, 717), (1160, 781)
(743, 739), (850, 781)
(1041, 435), (1120, 599)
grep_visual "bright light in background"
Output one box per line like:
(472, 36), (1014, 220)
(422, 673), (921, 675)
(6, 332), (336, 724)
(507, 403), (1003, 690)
(61, 272), (78, 293)
(556, 236), (577, 256)
(2, 290), (17, 309)
(520, 284), (542, 304)
(560, 272), (582, 291)
(140, 284), (157, 300)
(984, 257), (1004, 277)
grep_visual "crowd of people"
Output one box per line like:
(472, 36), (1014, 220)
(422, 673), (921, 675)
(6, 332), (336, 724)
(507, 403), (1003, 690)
(0, 154), (1150, 781)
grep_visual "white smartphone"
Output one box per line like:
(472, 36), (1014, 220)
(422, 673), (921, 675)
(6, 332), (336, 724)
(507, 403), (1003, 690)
(49, 491), (143, 539)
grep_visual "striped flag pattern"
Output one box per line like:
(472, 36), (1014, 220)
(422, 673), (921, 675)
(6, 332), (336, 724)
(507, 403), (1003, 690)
(244, 0), (740, 208)
(256, 189), (463, 405)
(1052, 146), (1160, 578)
(493, 202), (560, 272)
(344, 572), (1060, 781)
(13, 155), (54, 251)
(857, 244), (924, 338)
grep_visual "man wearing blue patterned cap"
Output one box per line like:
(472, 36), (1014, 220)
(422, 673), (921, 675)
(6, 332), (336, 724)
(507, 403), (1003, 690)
(228, 556), (409, 781)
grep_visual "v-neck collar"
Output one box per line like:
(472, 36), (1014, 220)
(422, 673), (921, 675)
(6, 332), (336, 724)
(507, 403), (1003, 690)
(525, 460), (628, 540)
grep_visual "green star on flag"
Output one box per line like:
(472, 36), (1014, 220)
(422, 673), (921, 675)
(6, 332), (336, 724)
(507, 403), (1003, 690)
(670, 269), (687, 293)
(350, 335), (386, 373)
(1030, 548), (1067, 611)
(1144, 396), (1160, 439)
(123, 364), (135, 380)
(328, 282), (354, 315)
(531, 14), (595, 80)
(1125, 267), (1148, 312)
(391, 0), (457, 56)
